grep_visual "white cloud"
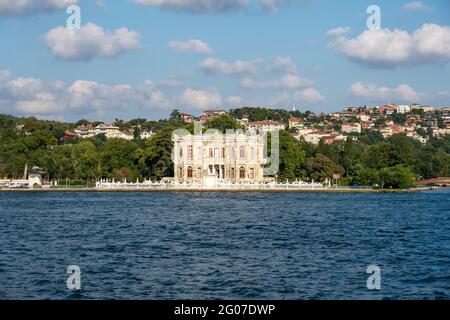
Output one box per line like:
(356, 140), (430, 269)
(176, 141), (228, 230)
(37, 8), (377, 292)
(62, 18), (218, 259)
(43, 23), (140, 61)
(168, 39), (213, 54)
(9, 77), (46, 99)
(326, 27), (351, 38)
(0, 70), (178, 119)
(15, 92), (62, 114)
(0, 72), (65, 114)
(402, 1), (432, 12)
(179, 88), (222, 109)
(199, 57), (263, 76)
(328, 23), (450, 68)
(226, 95), (242, 106)
(259, 0), (282, 11)
(0, 0), (78, 15)
(269, 92), (290, 106)
(0, 69), (11, 82)
(293, 88), (325, 105)
(269, 56), (297, 74)
(0, 70), (227, 118)
(67, 80), (133, 110)
(66, 79), (174, 111)
(349, 81), (425, 102)
(137, 81), (173, 108)
(241, 74), (313, 90)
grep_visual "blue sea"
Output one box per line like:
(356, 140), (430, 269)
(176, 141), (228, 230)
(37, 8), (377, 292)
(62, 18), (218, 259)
(0, 190), (449, 300)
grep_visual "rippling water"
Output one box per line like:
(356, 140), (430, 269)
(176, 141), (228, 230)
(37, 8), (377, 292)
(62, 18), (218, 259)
(0, 190), (449, 300)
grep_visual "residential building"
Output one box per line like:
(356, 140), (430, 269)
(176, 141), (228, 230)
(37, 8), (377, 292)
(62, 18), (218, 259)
(74, 124), (96, 138)
(200, 110), (228, 122)
(248, 120), (286, 133)
(140, 131), (154, 140)
(380, 104), (398, 115)
(288, 117), (303, 129)
(180, 112), (195, 124)
(397, 105), (411, 114)
(341, 122), (362, 134)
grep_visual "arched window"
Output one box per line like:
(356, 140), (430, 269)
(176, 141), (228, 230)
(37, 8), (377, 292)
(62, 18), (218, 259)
(249, 168), (255, 179)
(239, 146), (245, 158)
(231, 167), (236, 179)
(187, 145), (193, 159)
(239, 166), (245, 179)
(187, 166), (193, 179)
(197, 167), (202, 178)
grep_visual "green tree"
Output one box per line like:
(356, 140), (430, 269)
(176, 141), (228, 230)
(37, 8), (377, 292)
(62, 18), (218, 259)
(306, 154), (343, 183)
(71, 140), (100, 180)
(277, 131), (306, 181)
(100, 139), (140, 180)
(169, 109), (183, 125)
(45, 145), (74, 180)
(379, 165), (416, 189)
(204, 114), (244, 133)
(143, 129), (174, 180)
(354, 165), (381, 187)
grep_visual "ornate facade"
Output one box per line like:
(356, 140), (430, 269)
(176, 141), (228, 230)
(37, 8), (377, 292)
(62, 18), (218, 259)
(172, 130), (266, 184)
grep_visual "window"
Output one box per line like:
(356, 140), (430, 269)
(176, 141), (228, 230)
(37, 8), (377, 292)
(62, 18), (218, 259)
(249, 168), (255, 179)
(239, 146), (245, 159)
(239, 166), (245, 179)
(214, 148), (220, 158)
(187, 166), (193, 178)
(250, 147), (255, 159)
(197, 167), (202, 178)
(229, 147), (235, 160)
(231, 167), (236, 179)
(209, 148), (213, 158)
(187, 145), (193, 159)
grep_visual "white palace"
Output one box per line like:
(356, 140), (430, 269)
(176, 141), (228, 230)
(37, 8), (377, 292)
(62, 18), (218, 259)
(171, 127), (269, 185)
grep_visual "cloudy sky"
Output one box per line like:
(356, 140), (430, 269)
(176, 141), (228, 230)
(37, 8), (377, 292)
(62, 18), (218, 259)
(0, 0), (449, 121)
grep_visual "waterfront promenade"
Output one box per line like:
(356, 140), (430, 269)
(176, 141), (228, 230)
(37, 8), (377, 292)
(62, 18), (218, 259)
(0, 177), (443, 193)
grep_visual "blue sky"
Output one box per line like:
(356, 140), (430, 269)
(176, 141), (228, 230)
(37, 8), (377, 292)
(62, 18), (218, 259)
(0, 0), (449, 121)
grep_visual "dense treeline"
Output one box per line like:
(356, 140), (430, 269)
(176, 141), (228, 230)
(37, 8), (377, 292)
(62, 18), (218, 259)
(0, 112), (449, 188)
(0, 114), (177, 183)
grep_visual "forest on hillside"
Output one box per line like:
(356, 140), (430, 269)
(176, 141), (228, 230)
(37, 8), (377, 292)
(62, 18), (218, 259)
(0, 110), (449, 189)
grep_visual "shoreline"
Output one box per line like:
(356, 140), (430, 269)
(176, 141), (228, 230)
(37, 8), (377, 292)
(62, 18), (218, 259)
(0, 186), (444, 193)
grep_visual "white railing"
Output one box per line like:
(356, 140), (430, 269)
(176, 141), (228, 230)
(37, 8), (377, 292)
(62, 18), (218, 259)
(95, 179), (325, 190)
(0, 179), (30, 188)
